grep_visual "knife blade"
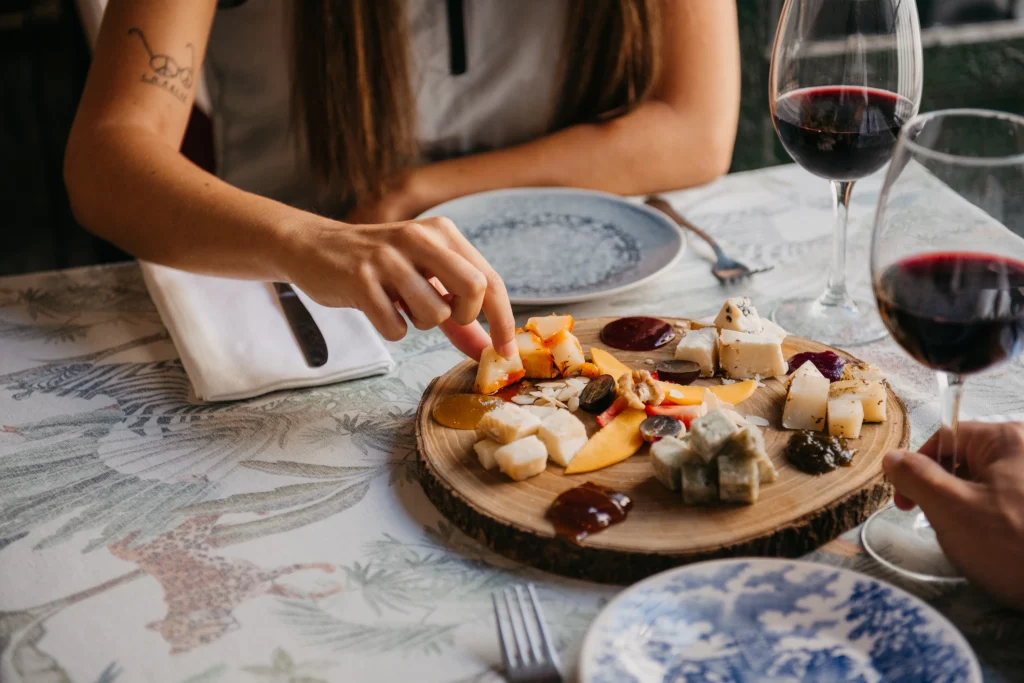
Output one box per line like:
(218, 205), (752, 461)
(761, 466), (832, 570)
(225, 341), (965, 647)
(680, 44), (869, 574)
(273, 282), (329, 367)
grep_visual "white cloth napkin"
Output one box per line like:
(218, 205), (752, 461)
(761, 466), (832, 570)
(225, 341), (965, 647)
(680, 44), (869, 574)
(140, 262), (395, 402)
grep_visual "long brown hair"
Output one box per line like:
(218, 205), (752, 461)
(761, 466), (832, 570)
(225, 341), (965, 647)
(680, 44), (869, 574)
(290, 1), (663, 206)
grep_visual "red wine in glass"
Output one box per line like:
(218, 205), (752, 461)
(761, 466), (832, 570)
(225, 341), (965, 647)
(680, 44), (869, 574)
(773, 86), (914, 181)
(875, 252), (1024, 376)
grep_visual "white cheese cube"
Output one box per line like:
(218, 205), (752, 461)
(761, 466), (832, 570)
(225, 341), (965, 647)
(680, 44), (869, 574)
(516, 330), (559, 379)
(524, 315), (574, 341)
(548, 330), (586, 377)
(828, 398), (865, 438)
(494, 436), (548, 481)
(714, 297), (763, 334)
(688, 409), (740, 463)
(477, 403), (542, 444)
(718, 456), (760, 504)
(473, 439), (502, 470)
(522, 404), (559, 421)
(474, 345), (526, 395)
(537, 410), (587, 467)
(782, 363), (830, 432)
(681, 463), (719, 505)
(830, 380), (887, 423)
(674, 327), (719, 378)
(719, 329), (787, 380)
(760, 318), (788, 343)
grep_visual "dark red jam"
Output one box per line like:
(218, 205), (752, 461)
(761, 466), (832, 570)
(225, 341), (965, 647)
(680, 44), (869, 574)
(546, 481), (633, 543)
(787, 351), (849, 382)
(600, 317), (676, 351)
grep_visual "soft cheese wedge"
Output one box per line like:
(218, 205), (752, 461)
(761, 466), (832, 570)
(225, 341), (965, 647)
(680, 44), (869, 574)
(548, 330), (586, 377)
(719, 329), (787, 379)
(473, 439), (502, 470)
(524, 314), (574, 341)
(537, 410), (587, 467)
(714, 297), (763, 334)
(515, 330), (559, 379)
(473, 345), (526, 395)
(476, 403), (541, 444)
(782, 361), (829, 431)
(494, 436), (548, 481)
(829, 379), (887, 422)
(828, 398), (864, 438)
(674, 327), (719, 377)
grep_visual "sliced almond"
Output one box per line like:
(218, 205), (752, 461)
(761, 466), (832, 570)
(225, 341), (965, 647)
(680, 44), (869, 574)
(511, 395), (536, 405)
(567, 396), (580, 412)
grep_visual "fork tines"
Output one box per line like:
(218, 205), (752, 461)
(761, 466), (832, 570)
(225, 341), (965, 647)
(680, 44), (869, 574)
(493, 584), (562, 682)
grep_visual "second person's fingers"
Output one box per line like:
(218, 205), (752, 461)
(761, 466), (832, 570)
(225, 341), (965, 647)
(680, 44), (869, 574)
(883, 450), (974, 521)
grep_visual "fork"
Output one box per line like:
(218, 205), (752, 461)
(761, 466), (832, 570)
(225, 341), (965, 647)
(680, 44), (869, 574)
(492, 584), (563, 683)
(645, 195), (774, 284)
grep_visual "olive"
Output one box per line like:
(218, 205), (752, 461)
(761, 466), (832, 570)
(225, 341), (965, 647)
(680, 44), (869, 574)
(655, 360), (701, 385)
(639, 415), (682, 443)
(579, 374), (616, 414)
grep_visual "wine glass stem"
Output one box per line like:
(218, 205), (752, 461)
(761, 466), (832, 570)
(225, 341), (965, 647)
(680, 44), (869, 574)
(821, 180), (855, 308)
(937, 372), (965, 474)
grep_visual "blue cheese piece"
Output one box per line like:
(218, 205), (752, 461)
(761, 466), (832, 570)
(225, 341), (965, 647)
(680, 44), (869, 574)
(719, 424), (777, 483)
(651, 434), (699, 491)
(760, 318), (787, 343)
(718, 455), (760, 504)
(719, 329), (787, 380)
(688, 409), (740, 463)
(714, 297), (763, 334)
(674, 327), (719, 377)
(681, 463), (719, 505)
(477, 403), (542, 444)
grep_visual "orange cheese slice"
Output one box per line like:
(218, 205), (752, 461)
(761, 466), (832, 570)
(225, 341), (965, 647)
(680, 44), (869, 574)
(660, 380), (758, 407)
(564, 408), (646, 474)
(590, 348), (632, 381)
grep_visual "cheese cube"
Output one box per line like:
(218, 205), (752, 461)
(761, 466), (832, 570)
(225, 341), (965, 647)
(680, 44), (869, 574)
(473, 439), (502, 470)
(516, 330), (559, 379)
(651, 435), (701, 491)
(477, 403), (542, 444)
(681, 463), (719, 505)
(524, 315), (574, 341)
(842, 362), (885, 382)
(782, 361), (830, 432)
(494, 436), (548, 481)
(537, 410), (587, 467)
(761, 318), (788, 343)
(828, 398), (864, 438)
(714, 297), (763, 334)
(719, 329), (787, 380)
(522, 405), (559, 421)
(718, 455), (760, 504)
(674, 327), (719, 378)
(548, 330), (586, 377)
(830, 379), (887, 422)
(473, 345), (526, 395)
(688, 409), (740, 463)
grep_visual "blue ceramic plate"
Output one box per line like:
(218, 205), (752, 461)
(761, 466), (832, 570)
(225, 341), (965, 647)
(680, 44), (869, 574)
(419, 188), (685, 306)
(579, 559), (981, 683)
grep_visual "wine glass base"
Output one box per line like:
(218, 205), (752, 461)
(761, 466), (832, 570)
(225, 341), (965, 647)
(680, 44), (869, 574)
(771, 295), (887, 347)
(860, 503), (967, 584)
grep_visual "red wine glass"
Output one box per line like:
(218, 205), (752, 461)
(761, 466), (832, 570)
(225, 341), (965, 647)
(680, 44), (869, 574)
(863, 109), (1024, 582)
(769, 0), (922, 346)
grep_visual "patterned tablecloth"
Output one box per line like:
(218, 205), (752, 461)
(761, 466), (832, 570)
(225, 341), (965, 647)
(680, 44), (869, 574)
(1, 164), (1023, 683)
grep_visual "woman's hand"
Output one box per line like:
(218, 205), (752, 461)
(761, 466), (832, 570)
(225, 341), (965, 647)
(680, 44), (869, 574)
(883, 421), (1024, 610)
(286, 215), (516, 361)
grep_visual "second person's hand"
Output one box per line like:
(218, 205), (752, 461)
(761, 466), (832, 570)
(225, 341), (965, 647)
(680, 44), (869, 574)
(286, 215), (516, 361)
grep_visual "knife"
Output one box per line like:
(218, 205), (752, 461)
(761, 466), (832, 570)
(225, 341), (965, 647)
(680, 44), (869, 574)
(273, 283), (329, 367)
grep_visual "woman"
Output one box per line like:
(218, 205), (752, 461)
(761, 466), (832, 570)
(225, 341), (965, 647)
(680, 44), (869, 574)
(65, 0), (741, 360)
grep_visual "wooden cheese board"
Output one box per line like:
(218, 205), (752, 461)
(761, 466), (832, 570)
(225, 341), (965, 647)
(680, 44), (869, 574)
(415, 317), (908, 584)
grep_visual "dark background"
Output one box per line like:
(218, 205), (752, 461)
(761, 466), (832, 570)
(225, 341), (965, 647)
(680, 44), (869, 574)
(2, 0), (1023, 278)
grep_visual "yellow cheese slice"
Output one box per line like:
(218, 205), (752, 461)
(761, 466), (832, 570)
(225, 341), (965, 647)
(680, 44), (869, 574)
(564, 409), (646, 474)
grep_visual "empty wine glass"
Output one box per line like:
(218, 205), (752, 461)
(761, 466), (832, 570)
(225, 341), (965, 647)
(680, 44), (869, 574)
(862, 109), (1024, 582)
(769, 0), (923, 346)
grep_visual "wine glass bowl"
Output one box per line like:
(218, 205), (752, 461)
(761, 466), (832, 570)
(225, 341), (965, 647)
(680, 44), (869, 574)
(769, 0), (923, 346)
(863, 109), (1024, 582)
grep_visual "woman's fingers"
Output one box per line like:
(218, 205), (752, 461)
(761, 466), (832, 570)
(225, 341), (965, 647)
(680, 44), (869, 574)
(358, 278), (408, 342)
(439, 317), (492, 361)
(402, 228), (487, 326)
(883, 450), (974, 522)
(422, 217), (516, 358)
(386, 259), (452, 331)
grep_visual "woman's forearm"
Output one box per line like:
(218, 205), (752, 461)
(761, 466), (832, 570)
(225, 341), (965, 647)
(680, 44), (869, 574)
(64, 123), (305, 282)
(405, 100), (735, 214)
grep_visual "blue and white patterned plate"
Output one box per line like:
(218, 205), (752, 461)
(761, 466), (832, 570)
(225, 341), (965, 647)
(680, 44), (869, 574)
(419, 188), (685, 305)
(580, 559), (981, 683)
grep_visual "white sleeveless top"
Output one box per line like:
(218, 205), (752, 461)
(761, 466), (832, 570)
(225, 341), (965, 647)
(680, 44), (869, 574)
(202, 0), (568, 215)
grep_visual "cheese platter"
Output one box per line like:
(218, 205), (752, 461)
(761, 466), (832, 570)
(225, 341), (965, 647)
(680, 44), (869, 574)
(416, 298), (909, 584)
